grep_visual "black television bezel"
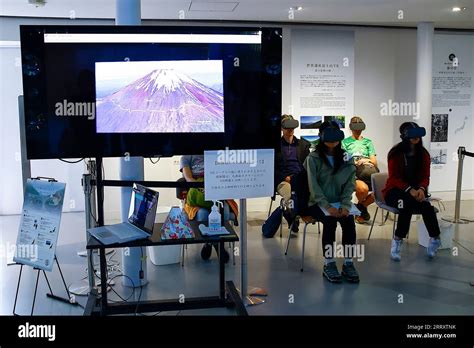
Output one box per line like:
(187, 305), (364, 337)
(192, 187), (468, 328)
(20, 25), (282, 159)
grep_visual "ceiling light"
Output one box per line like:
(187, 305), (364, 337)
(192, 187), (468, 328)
(27, 0), (47, 7)
(452, 7), (461, 12)
(290, 6), (303, 11)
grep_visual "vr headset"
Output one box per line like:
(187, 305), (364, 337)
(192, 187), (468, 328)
(400, 123), (426, 140)
(349, 122), (366, 131)
(281, 115), (299, 129)
(320, 126), (345, 142)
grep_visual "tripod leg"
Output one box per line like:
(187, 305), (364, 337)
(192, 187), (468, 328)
(55, 256), (73, 301)
(31, 269), (41, 315)
(13, 265), (23, 315)
(43, 270), (54, 296)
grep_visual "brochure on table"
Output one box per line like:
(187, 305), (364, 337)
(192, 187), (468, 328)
(13, 179), (66, 272)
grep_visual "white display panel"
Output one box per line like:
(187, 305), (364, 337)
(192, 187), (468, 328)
(291, 30), (355, 141)
(204, 149), (274, 200)
(431, 34), (474, 191)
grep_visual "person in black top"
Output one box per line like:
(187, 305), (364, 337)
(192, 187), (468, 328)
(383, 122), (441, 261)
(274, 115), (311, 233)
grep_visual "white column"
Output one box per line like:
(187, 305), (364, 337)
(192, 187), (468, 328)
(116, 0), (146, 288)
(115, 0), (141, 25)
(416, 22), (434, 144)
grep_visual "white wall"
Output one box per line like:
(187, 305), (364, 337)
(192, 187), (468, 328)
(1, 17), (472, 217)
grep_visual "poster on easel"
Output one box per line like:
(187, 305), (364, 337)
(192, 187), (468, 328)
(13, 179), (66, 272)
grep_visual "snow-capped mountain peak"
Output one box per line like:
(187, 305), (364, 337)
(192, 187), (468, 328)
(135, 69), (193, 94)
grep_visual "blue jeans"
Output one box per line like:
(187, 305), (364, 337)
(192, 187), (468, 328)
(195, 201), (233, 223)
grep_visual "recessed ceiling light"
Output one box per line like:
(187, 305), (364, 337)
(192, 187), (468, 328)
(452, 7), (462, 12)
(27, 0), (47, 7)
(290, 6), (303, 11)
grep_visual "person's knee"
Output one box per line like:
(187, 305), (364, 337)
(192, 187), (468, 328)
(277, 182), (292, 201)
(394, 197), (413, 212)
(420, 201), (434, 212)
(355, 180), (369, 195)
(323, 218), (337, 229)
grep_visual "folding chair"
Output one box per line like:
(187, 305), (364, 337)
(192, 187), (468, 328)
(284, 215), (321, 272)
(368, 173), (438, 240)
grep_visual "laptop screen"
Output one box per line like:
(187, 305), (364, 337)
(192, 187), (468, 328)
(128, 184), (159, 234)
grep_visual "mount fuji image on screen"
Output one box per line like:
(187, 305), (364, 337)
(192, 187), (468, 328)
(95, 60), (224, 133)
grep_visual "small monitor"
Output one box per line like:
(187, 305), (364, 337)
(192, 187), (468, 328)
(128, 184), (159, 234)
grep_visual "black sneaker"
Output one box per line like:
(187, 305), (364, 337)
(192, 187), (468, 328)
(201, 243), (212, 260)
(290, 217), (300, 234)
(356, 203), (371, 221)
(342, 262), (360, 283)
(213, 244), (230, 264)
(323, 262), (342, 283)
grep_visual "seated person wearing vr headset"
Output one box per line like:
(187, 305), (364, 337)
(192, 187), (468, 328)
(303, 121), (359, 283)
(382, 122), (441, 261)
(274, 115), (311, 233)
(342, 116), (378, 224)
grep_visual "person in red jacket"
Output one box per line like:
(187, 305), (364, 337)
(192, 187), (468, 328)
(382, 122), (441, 261)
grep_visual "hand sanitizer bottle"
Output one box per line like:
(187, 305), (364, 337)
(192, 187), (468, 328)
(208, 200), (223, 232)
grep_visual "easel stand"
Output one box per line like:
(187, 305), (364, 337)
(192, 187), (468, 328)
(13, 255), (78, 315)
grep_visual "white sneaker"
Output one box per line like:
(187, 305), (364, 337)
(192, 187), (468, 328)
(427, 238), (441, 259)
(390, 238), (403, 261)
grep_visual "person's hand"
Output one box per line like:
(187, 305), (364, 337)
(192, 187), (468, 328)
(409, 188), (418, 199)
(416, 189), (425, 202)
(285, 176), (291, 183)
(327, 207), (340, 217)
(339, 208), (350, 217)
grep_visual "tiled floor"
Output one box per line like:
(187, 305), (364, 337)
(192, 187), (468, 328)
(1, 200), (473, 316)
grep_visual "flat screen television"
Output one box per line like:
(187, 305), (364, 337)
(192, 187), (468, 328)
(20, 25), (282, 159)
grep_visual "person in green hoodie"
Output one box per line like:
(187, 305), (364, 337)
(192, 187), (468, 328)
(303, 121), (359, 283)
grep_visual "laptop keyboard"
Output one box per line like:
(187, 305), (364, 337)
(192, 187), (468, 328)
(107, 223), (143, 239)
(97, 230), (113, 238)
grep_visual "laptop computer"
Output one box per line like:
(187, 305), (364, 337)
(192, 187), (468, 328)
(88, 184), (159, 245)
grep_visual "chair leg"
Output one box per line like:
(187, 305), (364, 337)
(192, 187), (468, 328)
(368, 207), (378, 240)
(405, 215), (409, 242)
(392, 214), (397, 239)
(268, 199), (273, 218)
(279, 212), (283, 238)
(181, 245), (185, 267)
(301, 223), (308, 272)
(317, 221), (321, 234)
(284, 219), (295, 255)
(231, 242), (235, 266)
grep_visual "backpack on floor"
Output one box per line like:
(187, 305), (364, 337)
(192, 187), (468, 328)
(262, 207), (283, 238)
